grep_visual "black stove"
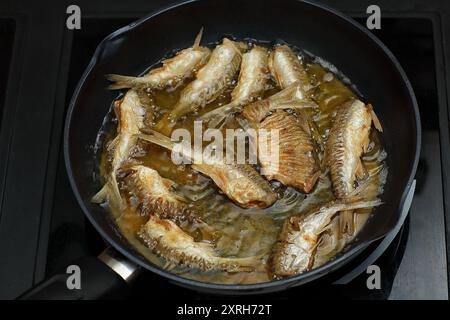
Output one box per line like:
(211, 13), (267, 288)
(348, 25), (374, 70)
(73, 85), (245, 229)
(0, 1), (448, 300)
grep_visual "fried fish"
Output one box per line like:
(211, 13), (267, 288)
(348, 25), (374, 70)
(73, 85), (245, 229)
(106, 29), (210, 91)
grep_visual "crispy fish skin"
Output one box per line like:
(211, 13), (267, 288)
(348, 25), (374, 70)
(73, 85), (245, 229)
(122, 165), (198, 225)
(326, 99), (382, 198)
(137, 130), (277, 209)
(269, 44), (310, 93)
(106, 29), (210, 90)
(92, 90), (145, 207)
(192, 162), (277, 209)
(230, 46), (270, 105)
(155, 38), (247, 133)
(271, 199), (381, 278)
(258, 110), (320, 193)
(140, 215), (261, 272)
(201, 45), (270, 126)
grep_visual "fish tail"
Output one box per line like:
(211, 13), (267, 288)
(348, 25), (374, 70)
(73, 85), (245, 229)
(269, 82), (301, 101)
(91, 175), (123, 208)
(91, 183), (109, 204)
(338, 199), (382, 212)
(220, 254), (265, 273)
(193, 27), (204, 48)
(200, 101), (240, 128)
(138, 129), (175, 151)
(106, 74), (139, 90)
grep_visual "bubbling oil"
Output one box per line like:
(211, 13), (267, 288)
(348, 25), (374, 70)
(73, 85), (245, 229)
(97, 41), (387, 284)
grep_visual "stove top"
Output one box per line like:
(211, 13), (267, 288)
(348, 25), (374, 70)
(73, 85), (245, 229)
(0, 1), (448, 300)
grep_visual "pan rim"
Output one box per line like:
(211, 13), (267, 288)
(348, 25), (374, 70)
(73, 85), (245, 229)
(64, 0), (421, 292)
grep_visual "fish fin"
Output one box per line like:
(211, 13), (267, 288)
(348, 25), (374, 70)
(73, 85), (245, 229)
(106, 74), (139, 90)
(348, 164), (384, 200)
(272, 100), (318, 112)
(138, 129), (175, 151)
(224, 254), (265, 273)
(193, 27), (204, 49)
(367, 103), (383, 132)
(91, 183), (110, 204)
(339, 210), (354, 236)
(355, 158), (367, 180)
(106, 135), (119, 152)
(91, 175), (123, 208)
(200, 101), (240, 128)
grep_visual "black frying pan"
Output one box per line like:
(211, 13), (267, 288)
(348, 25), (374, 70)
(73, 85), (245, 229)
(20, 0), (420, 299)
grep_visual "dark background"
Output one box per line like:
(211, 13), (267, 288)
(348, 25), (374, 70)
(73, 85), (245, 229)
(0, 0), (449, 300)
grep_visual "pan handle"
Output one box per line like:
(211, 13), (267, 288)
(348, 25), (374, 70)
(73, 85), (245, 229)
(17, 247), (141, 300)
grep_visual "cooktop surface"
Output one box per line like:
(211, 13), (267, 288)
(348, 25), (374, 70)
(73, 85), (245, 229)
(0, 0), (448, 300)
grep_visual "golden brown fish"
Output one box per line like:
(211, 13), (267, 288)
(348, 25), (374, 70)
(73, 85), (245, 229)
(240, 83), (319, 193)
(122, 165), (197, 225)
(137, 129), (277, 209)
(106, 29), (210, 91)
(271, 199), (381, 278)
(269, 44), (310, 93)
(155, 38), (247, 134)
(326, 99), (382, 199)
(200, 45), (270, 127)
(140, 215), (261, 272)
(257, 110), (320, 193)
(92, 90), (146, 207)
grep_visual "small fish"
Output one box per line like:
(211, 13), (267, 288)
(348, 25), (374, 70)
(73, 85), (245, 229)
(106, 29), (210, 90)
(140, 215), (262, 272)
(257, 110), (320, 193)
(325, 99), (382, 199)
(137, 129), (277, 209)
(122, 165), (194, 224)
(240, 84), (319, 192)
(92, 90), (146, 207)
(155, 38), (247, 134)
(271, 199), (381, 278)
(269, 44), (310, 93)
(200, 45), (270, 127)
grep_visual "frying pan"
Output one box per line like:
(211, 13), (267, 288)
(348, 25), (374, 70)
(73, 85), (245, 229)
(19, 0), (420, 299)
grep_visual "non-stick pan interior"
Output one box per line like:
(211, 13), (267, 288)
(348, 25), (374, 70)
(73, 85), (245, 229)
(65, 0), (420, 293)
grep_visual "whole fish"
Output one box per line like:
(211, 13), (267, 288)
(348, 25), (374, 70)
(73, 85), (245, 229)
(140, 215), (261, 272)
(200, 45), (270, 127)
(155, 38), (247, 134)
(240, 84), (319, 193)
(269, 44), (310, 93)
(257, 110), (320, 193)
(137, 129), (277, 209)
(106, 29), (210, 91)
(326, 99), (382, 199)
(122, 165), (195, 225)
(92, 90), (146, 207)
(271, 199), (381, 278)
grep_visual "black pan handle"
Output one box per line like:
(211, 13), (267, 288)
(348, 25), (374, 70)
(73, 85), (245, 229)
(18, 247), (140, 300)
